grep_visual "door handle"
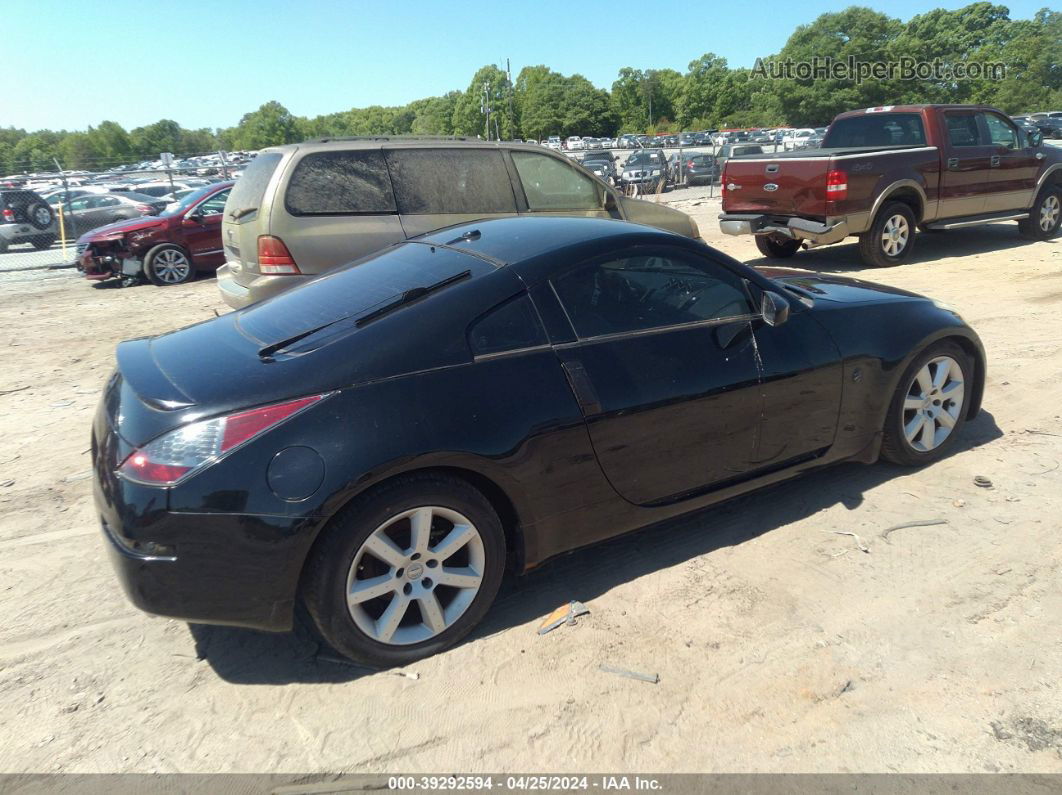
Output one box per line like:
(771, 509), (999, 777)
(560, 360), (602, 416)
(990, 155), (1000, 167)
(1036, 152), (1046, 160)
(947, 157), (959, 168)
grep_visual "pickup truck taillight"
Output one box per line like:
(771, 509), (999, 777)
(826, 169), (847, 201)
(257, 235), (302, 275)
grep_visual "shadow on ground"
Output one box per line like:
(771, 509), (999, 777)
(190, 409), (1003, 685)
(746, 224), (1053, 273)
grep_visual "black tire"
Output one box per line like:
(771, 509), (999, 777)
(858, 201), (917, 267)
(30, 235), (56, 250)
(880, 341), (973, 467)
(755, 233), (800, 259)
(302, 473), (507, 668)
(143, 243), (194, 286)
(26, 201), (53, 231)
(1018, 186), (1061, 240)
(0, 238), (9, 254)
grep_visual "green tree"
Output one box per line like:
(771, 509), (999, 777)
(129, 119), (184, 159)
(452, 65), (514, 139)
(228, 101), (299, 150)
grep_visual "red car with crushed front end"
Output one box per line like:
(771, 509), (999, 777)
(76, 181), (233, 287)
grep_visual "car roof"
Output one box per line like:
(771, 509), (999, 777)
(413, 216), (685, 284)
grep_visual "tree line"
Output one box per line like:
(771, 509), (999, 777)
(2, 3), (1058, 174)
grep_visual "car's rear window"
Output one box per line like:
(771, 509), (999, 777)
(285, 151), (396, 215)
(823, 113), (927, 147)
(237, 243), (486, 345)
(384, 149), (517, 215)
(226, 151), (283, 215)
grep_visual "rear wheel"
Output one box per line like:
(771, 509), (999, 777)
(30, 235), (56, 250)
(755, 234), (800, 259)
(1019, 187), (1061, 240)
(144, 244), (193, 286)
(302, 473), (507, 668)
(859, 201), (916, 267)
(27, 201), (54, 230)
(881, 341), (972, 467)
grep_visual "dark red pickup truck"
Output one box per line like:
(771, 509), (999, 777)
(719, 104), (1062, 266)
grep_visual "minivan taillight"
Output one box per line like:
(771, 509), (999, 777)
(117, 394), (330, 486)
(826, 169), (848, 201)
(257, 235), (301, 275)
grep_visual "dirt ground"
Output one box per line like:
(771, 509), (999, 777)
(1, 192), (1061, 775)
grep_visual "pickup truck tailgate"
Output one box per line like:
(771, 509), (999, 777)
(722, 152), (832, 217)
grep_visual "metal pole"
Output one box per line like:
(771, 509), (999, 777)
(53, 157), (70, 259)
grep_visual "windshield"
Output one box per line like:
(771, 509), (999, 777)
(626, 151), (662, 166)
(160, 184), (217, 217)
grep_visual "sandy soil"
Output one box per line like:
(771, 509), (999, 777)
(1, 193), (1061, 775)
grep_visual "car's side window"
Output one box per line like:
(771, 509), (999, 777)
(945, 113), (983, 147)
(552, 250), (754, 339)
(982, 113), (1018, 150)
(70, 197), (91, 211)
(195, 189), (231, 216)
(385, 149), (517, 215)
(97, 196), (119, 207)
(468, 294), (548, 356)
(511, 151), (602, 211)
(285, 151), (397, 216)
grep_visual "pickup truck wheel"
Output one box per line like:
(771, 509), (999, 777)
(859, 202), (916, 267)
(1019, 188), (1061, 240)
(144, 244), (193, 286)
(755, 234), (800, 259)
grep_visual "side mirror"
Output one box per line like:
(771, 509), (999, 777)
(760, 290), (790, 327)
(1029, 130), (1043, 148)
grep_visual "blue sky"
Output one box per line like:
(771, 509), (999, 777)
(0, 0), (1050, 132)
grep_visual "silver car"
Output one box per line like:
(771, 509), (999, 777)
(217, 138), (701, 308)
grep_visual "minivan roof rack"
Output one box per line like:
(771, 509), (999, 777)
(308, 135), (475, 143)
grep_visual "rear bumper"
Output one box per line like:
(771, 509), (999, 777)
(718, 213), (850, 246)
(216, 263), (306, 309)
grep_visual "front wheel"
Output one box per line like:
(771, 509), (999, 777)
(144, 244), (193, 286)
(1019, 187), (1061, 240)
(881, 341), (972, 467)
(859, 202), (916, 267)
(755, 233), (800, 259)
(302, 474), (507, 668)
(30, 235), (56, 250)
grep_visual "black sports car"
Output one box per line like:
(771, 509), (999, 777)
(92, 216), (985, 666)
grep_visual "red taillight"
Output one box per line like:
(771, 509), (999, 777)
(117, 394), (329, 486)
(2, 208), (14, 222)
(826, 169), (847, 201)
(257, 235), (301, 275)
(687, 160), (695, 168)
(135, 204), (152, 214)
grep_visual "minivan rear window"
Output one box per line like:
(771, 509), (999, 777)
(823, 113), (926, 147)
(385, 149), (516, 215)
(226, 152), (282, 215)
(285, 151), (397, 215)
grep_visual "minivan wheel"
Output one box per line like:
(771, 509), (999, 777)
(144, 244), (193, 286)
(1019, 188), (1061, 240)
(880, 341), (972, 467)
(755, 234), (800, 259)
(859, 202), (916, 267)
(302, 473), (507, 668)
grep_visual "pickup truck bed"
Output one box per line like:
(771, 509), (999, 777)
(719, 104), (1062, 267)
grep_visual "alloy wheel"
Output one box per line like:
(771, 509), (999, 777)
(345, 506), (486, 646)
(881, 214), (910, 257)
(902, 355), (965, 452)
(33, 207), (51, 226)
(1040, 194), (1060, 233)
(154, 249), (190, 283)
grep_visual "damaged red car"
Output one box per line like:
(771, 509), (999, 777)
(76, 181), (233, 287)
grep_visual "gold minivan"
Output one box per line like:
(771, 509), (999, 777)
(218, 138), (700, 308)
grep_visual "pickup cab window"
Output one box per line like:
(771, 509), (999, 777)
(945, 113), (983, 147)
(822, 113), (926, 147)
(982, 113), (1019, 150)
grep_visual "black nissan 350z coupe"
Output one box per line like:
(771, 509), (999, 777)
(92, 216), (985, 666)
